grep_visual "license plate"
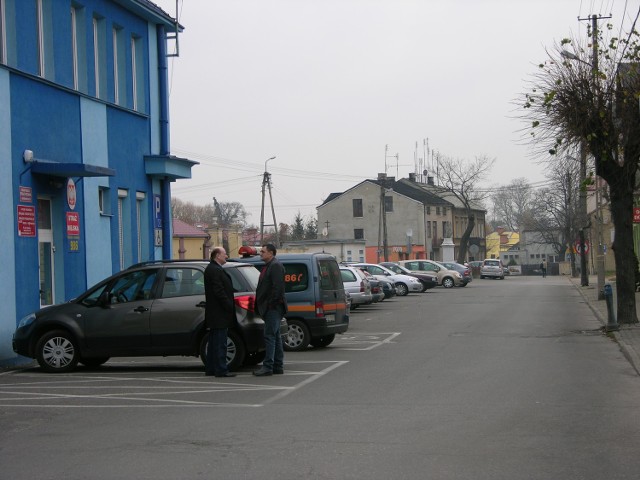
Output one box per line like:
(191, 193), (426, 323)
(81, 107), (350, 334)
(326, 314), (335, 323)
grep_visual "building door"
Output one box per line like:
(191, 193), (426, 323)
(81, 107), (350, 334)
(38, 198), (54, 307)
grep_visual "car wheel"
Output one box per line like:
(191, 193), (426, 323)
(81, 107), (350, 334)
(310, 334), (335, 348)
(79, 357), (110, 368)
(420, 282), (428, 293)
(36, 330), (79, 373)
(442, 277), (455, 289)
(284, 319), (310, 351)
(480, 275), (485, 279)
(500, 276), (505, 280)
(199, 330), (246, 371)
(351, 304), (359, 310)
(395, 283), (409, 296)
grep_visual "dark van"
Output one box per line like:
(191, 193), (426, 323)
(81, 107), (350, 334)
(232, 248), (349, 351)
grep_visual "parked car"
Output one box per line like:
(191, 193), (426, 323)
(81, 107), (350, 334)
(233, 248), (349, 351)
(480, 258), (505, 279)
(352, 263), (423, 296)
(339, 265), (373, 309)
(13, 260), (285, 373)
(437, 261), (472, 286)
(360, 270), (393, 300)
(398, 259), (464, 288)
(380, 262), (438, 291)
(365, 275), (386, 303)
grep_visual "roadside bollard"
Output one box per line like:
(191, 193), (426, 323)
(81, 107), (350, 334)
(603, 283), (618, 332)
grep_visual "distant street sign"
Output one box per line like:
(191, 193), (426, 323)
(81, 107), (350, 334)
(575, 239), (590, 255)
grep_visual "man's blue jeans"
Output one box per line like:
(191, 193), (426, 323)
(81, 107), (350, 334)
(262, 309), (284, 371)
(206, 328), (229, 375)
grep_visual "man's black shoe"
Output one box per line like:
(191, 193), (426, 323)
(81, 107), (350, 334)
(253, 368), (273, 376)
(215, 372), (236, 378)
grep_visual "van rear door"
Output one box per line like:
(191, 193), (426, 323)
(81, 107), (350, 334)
(317, 257), (348, 324)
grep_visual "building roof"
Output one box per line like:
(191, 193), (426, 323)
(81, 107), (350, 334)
(172, 219), (209, 238)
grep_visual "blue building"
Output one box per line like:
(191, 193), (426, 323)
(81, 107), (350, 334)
(0, 0), (196, 365)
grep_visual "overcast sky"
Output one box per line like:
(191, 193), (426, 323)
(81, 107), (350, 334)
(152, 0), (636, 226)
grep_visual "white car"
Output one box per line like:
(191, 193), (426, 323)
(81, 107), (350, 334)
(351, 263), (424, 296)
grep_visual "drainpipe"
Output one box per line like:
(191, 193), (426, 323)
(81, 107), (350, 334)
(157, 25), (172, 259)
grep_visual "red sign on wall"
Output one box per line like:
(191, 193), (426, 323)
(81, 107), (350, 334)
(66, 212), (80, 236)
(17, 206), (36, 237)
(634, 207), (640, 223)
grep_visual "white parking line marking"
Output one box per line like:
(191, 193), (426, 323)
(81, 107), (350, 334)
(0, 360), (349, 408)
(336, 332), (401, 350)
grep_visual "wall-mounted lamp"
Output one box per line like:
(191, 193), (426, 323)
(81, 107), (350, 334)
(23, 150), (34, 163)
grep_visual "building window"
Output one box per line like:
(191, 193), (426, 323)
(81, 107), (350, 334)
(0, 0), (5, 64)
(117, 189), (129, 270)
(354, 228), (364, 240)
(442, 206), (447, 215)
(426, 206), (431, 215)
(71, 4), (87, 92)
(427, 221), (431, 238)
(36, 0), (53, 79)
(98, 187), (110, 214)
(112, 26), (125, 105)
(353, 198), (363, 217)
(136, 192), (147, 263)
(384, 196), (393, 213)
(93, 16), (106, 99)
(436, 206), (441, 215)
(131, 34), (145, 112)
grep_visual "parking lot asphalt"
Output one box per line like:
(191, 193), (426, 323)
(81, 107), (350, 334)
(568, 274), (640, 375)
(0, 332), (400, 409)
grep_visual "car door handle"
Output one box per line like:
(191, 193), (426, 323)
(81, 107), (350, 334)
(134, 306), (149, 313)
(196, 301), (206, 308)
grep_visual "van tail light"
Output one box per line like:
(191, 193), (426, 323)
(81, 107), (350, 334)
(315, 301), (325, 317)
(235, 294), (256, 313)
(359, 281), (365, 293)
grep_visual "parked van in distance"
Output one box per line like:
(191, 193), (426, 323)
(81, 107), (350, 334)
(480, 258), (505, 279)
(231, 248), (349, 351)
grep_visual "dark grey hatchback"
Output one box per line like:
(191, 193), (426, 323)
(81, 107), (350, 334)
(13, 260), (276, 373)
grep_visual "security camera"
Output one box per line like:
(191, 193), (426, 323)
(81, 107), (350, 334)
(23, 150), (34, 163)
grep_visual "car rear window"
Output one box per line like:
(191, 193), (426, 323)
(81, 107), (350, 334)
(318, 259), (343, 290)
(484, 260), (500, 267)
(340, 269), (357, 282)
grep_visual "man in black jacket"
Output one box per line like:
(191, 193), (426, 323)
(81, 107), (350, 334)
(204, 247), (237, 378)
(253, 244), (288, 376)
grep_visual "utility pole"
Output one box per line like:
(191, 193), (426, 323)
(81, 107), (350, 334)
(578, 13), (610, 297)
(260, 156), (278, 247)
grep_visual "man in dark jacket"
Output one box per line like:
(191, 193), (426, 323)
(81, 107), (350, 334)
(253, 244), (288, 376)
(204, 247), (236, 378)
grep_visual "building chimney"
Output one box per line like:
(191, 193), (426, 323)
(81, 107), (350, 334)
(377, 173), (387, 181)
(408, 172), (415, 181)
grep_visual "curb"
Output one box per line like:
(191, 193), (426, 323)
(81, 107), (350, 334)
(569, 277), (640, 376)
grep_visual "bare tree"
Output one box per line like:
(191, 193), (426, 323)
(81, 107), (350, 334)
(491, 178), (535, 231)
(437, 155), (495, 263)
(522, 17), (640, 323)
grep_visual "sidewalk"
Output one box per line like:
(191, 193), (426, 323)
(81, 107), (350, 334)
(568, 274), (640, 375)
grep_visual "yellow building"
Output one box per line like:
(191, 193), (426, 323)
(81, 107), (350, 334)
(172, 219), (210, 260)
(486, 228), (520, 259)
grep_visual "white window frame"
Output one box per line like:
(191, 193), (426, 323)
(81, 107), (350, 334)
(37, 0), (45, 76)
(0, 0), (6, 65)
(131, 36), (137, 110)
(71, 6), (78, 89)
(93, 17), (100, 97)
(136, 192), (145, 262)
(118, 189), (128, 270)
(112, 27), (119, 104)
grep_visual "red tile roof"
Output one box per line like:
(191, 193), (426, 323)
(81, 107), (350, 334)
(172, 218), (209, 238)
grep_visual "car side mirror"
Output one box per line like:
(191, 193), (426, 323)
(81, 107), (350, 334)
(98, 291), (112, 308)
